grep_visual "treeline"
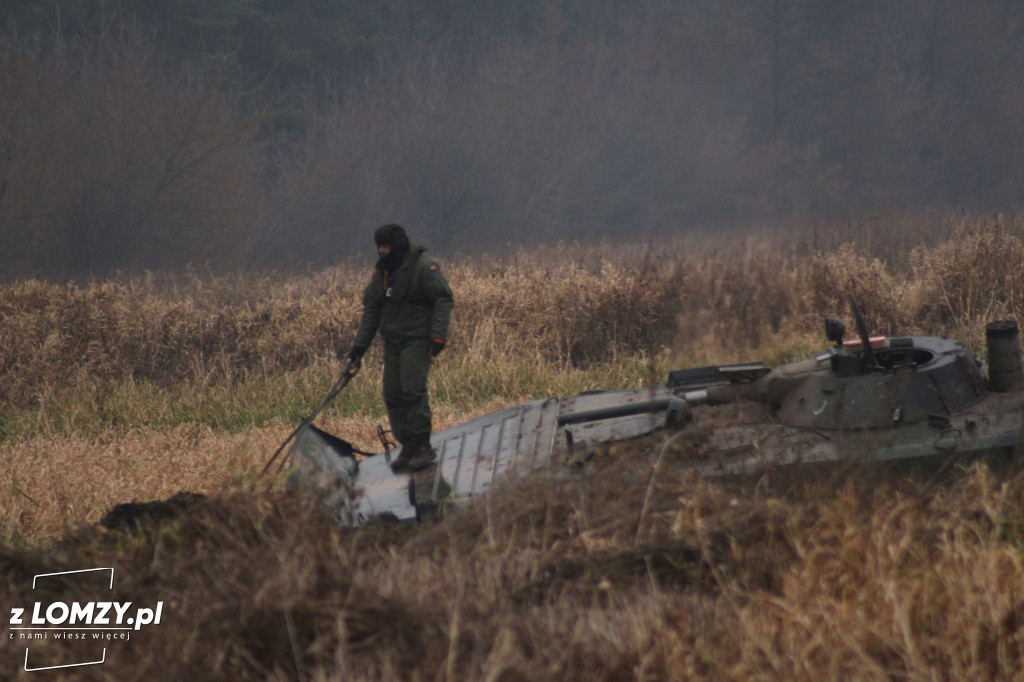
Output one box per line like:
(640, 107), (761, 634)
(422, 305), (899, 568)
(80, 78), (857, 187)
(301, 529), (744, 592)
(2, 0), (1024, 279)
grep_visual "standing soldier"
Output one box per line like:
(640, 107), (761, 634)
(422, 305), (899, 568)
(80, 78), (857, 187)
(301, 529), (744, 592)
(344, 224), (454, 473)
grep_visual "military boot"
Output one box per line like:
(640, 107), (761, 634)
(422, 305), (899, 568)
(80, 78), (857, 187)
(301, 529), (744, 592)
(404, 434), (437, 472)
(390, 440), (420, 473)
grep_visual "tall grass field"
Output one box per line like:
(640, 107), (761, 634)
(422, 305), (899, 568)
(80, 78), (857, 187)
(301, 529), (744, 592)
(4, 215), (1024, 679)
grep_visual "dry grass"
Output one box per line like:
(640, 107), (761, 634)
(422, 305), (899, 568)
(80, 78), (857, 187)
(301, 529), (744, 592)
(4, 455), (1024, 680)
(3, 213), (1024, 679)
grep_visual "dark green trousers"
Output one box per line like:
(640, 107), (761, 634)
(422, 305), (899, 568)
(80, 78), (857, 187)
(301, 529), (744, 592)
(382, 337), (433, 446)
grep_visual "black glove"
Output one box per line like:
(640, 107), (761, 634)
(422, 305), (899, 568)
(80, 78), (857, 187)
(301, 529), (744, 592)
(430, 338), (446, 357)
(345, 346), (366, 364)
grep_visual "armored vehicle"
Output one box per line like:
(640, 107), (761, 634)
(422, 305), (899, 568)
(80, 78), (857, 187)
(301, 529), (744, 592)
(287, 311), (1024, 525)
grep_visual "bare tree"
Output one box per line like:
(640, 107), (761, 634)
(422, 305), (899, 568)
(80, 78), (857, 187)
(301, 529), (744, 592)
(0, 24), (263, 280)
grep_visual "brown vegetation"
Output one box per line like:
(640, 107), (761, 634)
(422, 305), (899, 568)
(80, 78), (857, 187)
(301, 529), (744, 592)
(4, 455), (1024, 679)
(3, 218), (1024, 679)
(4, 213), (1022, 416)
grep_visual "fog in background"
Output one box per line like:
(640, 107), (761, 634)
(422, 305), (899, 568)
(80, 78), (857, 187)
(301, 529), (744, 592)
(2, 0), (1023, 279)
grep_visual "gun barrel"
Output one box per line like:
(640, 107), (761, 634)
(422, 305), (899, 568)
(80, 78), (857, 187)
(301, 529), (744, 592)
(556, 398), (673, 425)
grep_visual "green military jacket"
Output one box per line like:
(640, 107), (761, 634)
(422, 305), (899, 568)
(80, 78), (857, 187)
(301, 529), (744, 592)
(353, 244), (454, 348)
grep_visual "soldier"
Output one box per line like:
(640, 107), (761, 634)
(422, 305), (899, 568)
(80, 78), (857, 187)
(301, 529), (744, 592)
(344, 224), (454, 472)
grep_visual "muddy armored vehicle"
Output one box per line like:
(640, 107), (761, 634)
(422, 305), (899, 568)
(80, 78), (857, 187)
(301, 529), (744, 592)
(674, 316), (1023, 478)
(287, 310), (1024, 525)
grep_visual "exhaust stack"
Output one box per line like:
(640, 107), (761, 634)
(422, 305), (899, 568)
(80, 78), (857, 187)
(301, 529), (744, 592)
(986, 320), (1023, 391)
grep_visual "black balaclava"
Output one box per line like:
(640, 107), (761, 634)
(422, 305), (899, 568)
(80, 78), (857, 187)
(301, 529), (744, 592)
(374, 224), (410, 271)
